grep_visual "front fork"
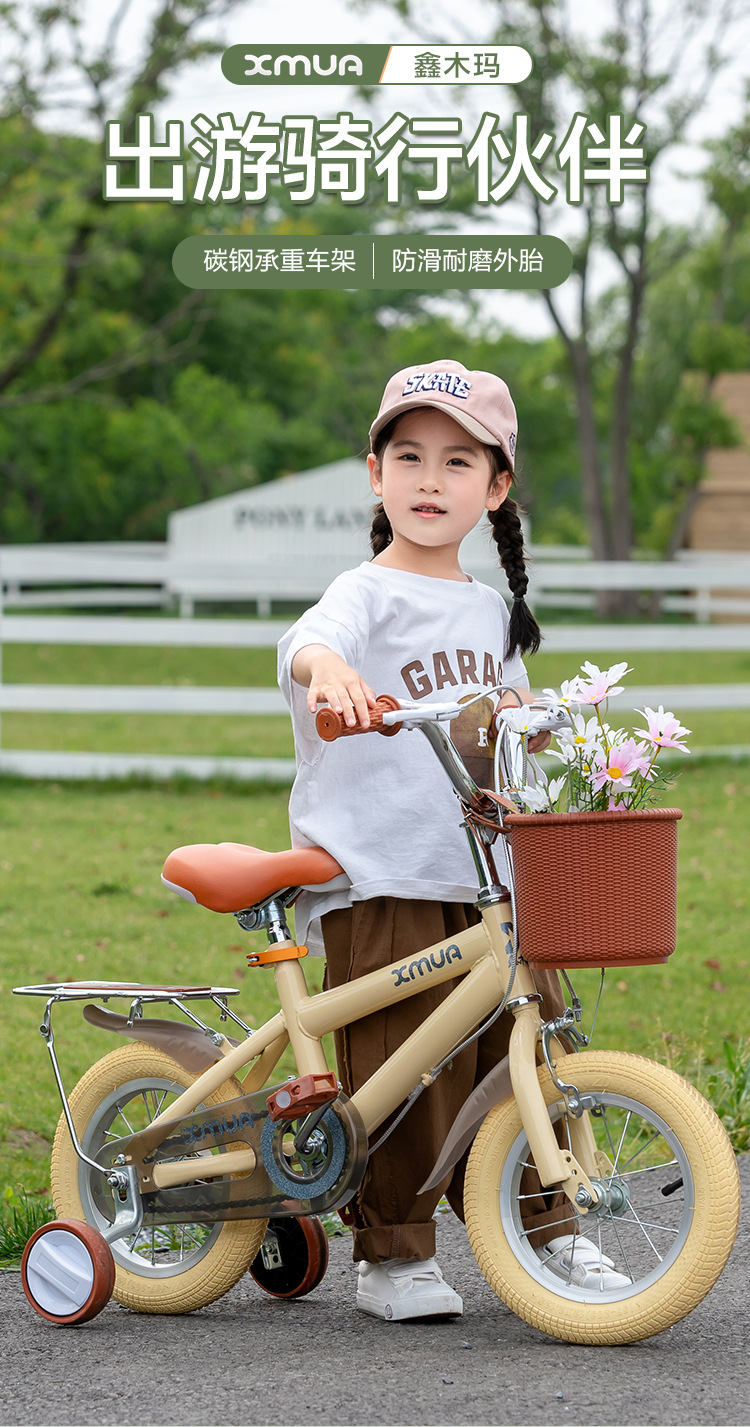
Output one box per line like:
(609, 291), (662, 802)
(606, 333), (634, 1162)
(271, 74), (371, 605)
(479, 902), (604, 1212)
(508, 999), (608, 1214)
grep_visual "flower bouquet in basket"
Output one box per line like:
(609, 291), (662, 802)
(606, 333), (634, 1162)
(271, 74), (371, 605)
(497, 663), (690, 970)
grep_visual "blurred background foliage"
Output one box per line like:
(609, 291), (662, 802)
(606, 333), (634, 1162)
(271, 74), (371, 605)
(0, 0), (749, 551)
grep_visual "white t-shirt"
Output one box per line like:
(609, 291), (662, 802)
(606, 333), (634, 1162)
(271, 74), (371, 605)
(277, 561), (529, 951)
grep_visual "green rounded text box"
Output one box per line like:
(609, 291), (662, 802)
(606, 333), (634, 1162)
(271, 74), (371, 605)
(173, 236), (572, 290)
(222, 45), (391, 85)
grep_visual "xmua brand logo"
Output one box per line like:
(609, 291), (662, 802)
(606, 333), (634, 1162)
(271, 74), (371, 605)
(390, 943), (463, 988)
(181, 1111), (255, 1146)
(221, 44), (389, 86)
(243, 52), (363, 78)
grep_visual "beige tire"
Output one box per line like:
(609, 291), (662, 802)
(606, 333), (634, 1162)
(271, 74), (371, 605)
(464, 1050), (740, 1345)
(51, 1043), (267, 1314)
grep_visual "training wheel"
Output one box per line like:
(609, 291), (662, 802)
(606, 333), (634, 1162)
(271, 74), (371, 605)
(249, 1216), (329, 1299)
(21, 1219), (116, 1325)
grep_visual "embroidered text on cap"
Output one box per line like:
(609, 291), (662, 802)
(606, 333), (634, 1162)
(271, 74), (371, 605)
(401, 371), (473, 399)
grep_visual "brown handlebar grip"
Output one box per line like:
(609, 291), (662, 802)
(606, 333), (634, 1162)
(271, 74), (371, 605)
(316, 693), (402, 741)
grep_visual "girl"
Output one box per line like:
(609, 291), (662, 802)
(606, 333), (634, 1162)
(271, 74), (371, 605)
(278, 360), (623, 1321)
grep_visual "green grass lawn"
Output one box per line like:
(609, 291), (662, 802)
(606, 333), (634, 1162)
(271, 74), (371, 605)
(3, 643), (280, 687)
(0, 779), (302, 1198)
(5, 642), (750, 688)
(1, 760), (748, 1202)
(1, 712), (296, 758)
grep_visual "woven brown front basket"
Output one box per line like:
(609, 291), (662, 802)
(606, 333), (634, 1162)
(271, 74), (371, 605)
(504, 808), (683, 969)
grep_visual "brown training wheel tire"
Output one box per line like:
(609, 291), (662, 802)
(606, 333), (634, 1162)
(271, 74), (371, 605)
(51, 1043), (268, 1314)
(22, 1219), (116, 1325)
(249, 1216), (329, 1298)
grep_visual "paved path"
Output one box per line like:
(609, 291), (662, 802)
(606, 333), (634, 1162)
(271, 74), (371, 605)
(2, 1158), (748, 1427)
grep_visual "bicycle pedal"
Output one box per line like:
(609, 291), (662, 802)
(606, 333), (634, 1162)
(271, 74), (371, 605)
(266, 1072), (338, 1122)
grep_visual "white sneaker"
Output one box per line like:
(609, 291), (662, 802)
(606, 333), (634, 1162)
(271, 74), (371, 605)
(356, 1257), (463, 1321)
(537, 1234), (632, 1290)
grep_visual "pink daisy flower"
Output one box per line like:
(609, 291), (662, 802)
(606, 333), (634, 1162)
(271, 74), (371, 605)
(590, 737), (652, 794)
(635, 705), (691, 752)
(575, 660), (633, 706)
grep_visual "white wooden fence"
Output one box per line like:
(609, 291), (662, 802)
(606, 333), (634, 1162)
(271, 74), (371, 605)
(3, 543), (750, 622)
(0, 608), (749, 783)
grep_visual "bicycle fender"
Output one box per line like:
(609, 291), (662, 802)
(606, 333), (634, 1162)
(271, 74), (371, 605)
(419, 1055), (512, 1194)
(82, 1003), (238, 1074)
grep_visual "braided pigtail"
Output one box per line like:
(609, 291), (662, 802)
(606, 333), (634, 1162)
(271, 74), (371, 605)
(369, 417), (397, 556)
(488, 496), (541, 658)
(370, 501), (393, 555)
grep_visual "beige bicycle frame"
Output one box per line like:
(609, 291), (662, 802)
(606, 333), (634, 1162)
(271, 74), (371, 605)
(144, 899), (601, 1212)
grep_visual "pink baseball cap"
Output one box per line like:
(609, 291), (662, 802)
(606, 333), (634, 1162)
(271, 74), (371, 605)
(369, 359), (518, 472)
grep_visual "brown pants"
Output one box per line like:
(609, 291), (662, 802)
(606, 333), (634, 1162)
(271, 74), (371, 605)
(322, 897), (574, 1264)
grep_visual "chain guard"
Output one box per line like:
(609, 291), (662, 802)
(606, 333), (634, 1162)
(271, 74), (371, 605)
(102, 1080), (368, 1223)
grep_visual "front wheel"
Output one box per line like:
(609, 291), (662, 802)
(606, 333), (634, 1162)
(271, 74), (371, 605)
(51, 1043), (268, 1315)
(464, 1050), (740, 1345)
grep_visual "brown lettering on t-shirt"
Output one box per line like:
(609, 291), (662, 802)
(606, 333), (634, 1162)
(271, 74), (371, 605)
(433, 651), (458, 691)
(483, 652), (497, 687)
(401, 659), (433, 698)
(456, 649), (479, 683)
(401, 649), (504, 700)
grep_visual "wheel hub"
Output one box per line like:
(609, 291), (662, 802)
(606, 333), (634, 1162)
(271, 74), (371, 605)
(575, 1175), (631, 1217)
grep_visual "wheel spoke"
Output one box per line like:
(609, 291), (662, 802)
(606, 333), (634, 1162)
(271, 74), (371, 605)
(600, 1159), (679, 1182)
(610, 1109), (632, 1173)
(621, 1203), (665, 1261)
(517, 1210), (582, 1241)
(612, 1215), (681, 1236)
(601, 1208), (636, 1283)
(114, 1104), (135, 1135)
(595, 1217), (609, 1292)
(619, 1128), (662, 1172)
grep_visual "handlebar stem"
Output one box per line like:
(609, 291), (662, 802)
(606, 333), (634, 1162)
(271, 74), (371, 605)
(416, 720), (509, 906)
(417, 719), (494, 813)
(463, 821), (509, 906)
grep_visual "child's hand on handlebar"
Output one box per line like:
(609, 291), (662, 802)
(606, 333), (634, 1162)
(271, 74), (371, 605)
(293, 644), (378, 728)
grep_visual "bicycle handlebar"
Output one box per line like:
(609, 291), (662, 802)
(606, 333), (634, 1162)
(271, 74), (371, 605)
(316, 691), (569, 743)
(315, 694), (403, 741)
(313, 688), (570, 829)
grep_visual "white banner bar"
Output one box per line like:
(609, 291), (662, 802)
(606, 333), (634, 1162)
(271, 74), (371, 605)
(379, 45), (533, 84)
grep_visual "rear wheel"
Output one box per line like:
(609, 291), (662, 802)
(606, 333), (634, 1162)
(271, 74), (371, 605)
(51, 1043), (267, 1314)
(464, 1050), (740, 1345)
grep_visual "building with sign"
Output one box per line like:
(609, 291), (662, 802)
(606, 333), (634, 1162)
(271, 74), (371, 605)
(166, 457), (511, 613)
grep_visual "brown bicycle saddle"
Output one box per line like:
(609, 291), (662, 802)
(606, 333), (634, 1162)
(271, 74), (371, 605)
(162, 842), (345, 914)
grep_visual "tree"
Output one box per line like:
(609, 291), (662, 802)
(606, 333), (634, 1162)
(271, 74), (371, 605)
(361, 0), (750, 595)
(0, 1), (244, 410)
(681, 92), (750, 499)
(0, 3), (581, 543)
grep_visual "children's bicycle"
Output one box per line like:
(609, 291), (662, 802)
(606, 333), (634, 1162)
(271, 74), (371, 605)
(14, 692), (740, 1344)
